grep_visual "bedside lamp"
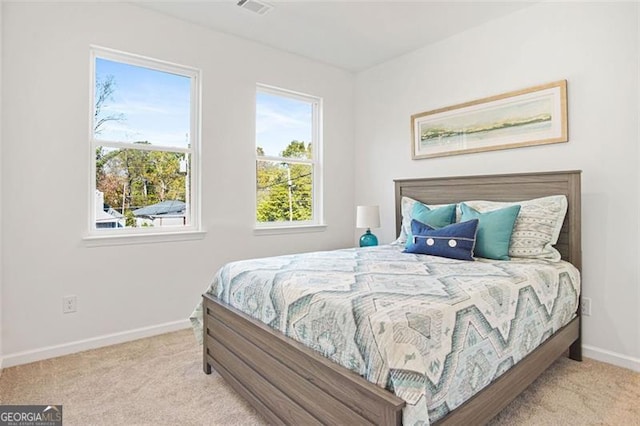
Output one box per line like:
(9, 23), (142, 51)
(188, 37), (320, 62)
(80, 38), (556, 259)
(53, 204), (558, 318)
(356, 205), (380, 247)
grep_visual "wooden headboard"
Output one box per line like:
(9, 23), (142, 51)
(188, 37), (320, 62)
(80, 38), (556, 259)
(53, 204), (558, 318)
(394, 170), (582, 270)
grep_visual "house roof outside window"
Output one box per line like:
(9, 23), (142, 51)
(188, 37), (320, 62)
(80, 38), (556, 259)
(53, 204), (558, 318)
(132, 200), (186, 218)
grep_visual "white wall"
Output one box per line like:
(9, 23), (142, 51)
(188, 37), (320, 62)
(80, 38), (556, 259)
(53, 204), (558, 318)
(355, 2), (639, 369)
(0, 0), (4, 368)
(1, 2), (355, 363)
(638, 2), (640, 370)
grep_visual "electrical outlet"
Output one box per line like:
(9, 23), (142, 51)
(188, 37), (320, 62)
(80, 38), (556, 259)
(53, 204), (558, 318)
(581, 297), (591, 316)
(63, 295), (77, 314)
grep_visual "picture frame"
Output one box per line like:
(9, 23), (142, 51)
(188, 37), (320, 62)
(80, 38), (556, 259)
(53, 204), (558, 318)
(411, 80), (568, 159)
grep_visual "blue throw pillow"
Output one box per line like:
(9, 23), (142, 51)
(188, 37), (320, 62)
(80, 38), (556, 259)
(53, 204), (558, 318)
(459, 203), (521, 260)
(405, 202), (457, 248)
(405, 219), (479, 261)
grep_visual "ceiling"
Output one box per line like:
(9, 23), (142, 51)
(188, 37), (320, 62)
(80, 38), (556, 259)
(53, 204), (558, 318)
(135, 1), (535, 72)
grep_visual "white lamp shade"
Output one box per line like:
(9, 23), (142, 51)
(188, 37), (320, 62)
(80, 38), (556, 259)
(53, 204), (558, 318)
(356, 205), (380, 229)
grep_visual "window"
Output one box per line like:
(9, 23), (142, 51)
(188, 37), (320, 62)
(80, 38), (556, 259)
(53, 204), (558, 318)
(89, 47), (200, 237)
(255, 85), (322, 228)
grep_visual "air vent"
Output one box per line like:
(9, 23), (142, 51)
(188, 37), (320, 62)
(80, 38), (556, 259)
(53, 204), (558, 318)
(237, 0), (273, 15)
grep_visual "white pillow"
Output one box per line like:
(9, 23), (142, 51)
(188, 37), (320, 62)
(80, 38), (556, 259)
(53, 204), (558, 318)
(462, 195), (568, 261)
(395, 196), (450, 244)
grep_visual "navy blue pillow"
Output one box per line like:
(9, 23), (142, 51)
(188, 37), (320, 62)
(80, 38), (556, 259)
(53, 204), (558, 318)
(405, 219), (479, 261)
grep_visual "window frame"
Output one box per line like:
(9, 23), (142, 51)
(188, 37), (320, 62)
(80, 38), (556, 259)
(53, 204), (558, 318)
(254, 84), (324, 231)
(86, 46), (202, 243)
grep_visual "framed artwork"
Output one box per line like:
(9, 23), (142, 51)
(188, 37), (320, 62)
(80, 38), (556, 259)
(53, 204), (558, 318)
(411, 80), (568, 159)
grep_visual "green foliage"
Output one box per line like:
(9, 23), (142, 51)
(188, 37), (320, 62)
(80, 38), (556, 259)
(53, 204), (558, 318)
(124, 210), (136, 227)
(256, 141), (313, 223)
(96, 143), (186, 216)
(281, 140), (312, 159)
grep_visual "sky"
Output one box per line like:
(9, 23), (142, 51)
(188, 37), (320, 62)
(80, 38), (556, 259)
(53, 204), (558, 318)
(255, 91), (312, 158)
(95, 57), (312, 155)
(95, 57), (191, 148)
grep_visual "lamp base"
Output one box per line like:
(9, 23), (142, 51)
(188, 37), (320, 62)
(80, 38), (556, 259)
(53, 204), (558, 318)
(359, 229), (378, 247)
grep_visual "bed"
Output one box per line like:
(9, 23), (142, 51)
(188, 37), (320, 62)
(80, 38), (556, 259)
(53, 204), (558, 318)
(193, 170), (582, 425)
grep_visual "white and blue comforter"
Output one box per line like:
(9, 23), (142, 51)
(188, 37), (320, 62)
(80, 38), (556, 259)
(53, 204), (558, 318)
(190, 244), (580, 425)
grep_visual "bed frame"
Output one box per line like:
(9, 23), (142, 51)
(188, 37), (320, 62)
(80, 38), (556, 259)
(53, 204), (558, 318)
(202, 170), (582, 425)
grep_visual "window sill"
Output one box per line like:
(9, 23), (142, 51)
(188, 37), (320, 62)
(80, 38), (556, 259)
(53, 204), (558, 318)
(253, 223), (327, 236)
(83, 230), (207, 247)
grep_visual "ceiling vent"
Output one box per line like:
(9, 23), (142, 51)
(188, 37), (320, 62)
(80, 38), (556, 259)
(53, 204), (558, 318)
(237, 0), (273, 16)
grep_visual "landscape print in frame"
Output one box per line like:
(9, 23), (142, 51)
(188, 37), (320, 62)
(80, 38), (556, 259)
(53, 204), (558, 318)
(411, 80), (567, 159)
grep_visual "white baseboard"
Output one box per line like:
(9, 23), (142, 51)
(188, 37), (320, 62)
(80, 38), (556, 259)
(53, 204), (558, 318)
(1, 319), (191, 369)
(2, 322), (637, 373)
(583, 344), (640, 372)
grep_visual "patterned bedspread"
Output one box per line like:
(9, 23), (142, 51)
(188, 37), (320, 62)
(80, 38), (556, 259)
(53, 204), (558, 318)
(190, 244), (580, 425)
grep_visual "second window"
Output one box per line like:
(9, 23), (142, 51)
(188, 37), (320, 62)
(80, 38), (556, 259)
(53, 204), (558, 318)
(255, 85), (322, 227)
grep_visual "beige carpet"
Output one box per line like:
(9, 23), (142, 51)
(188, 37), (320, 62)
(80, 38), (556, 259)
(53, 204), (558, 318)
(0, 329), (638, 425)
